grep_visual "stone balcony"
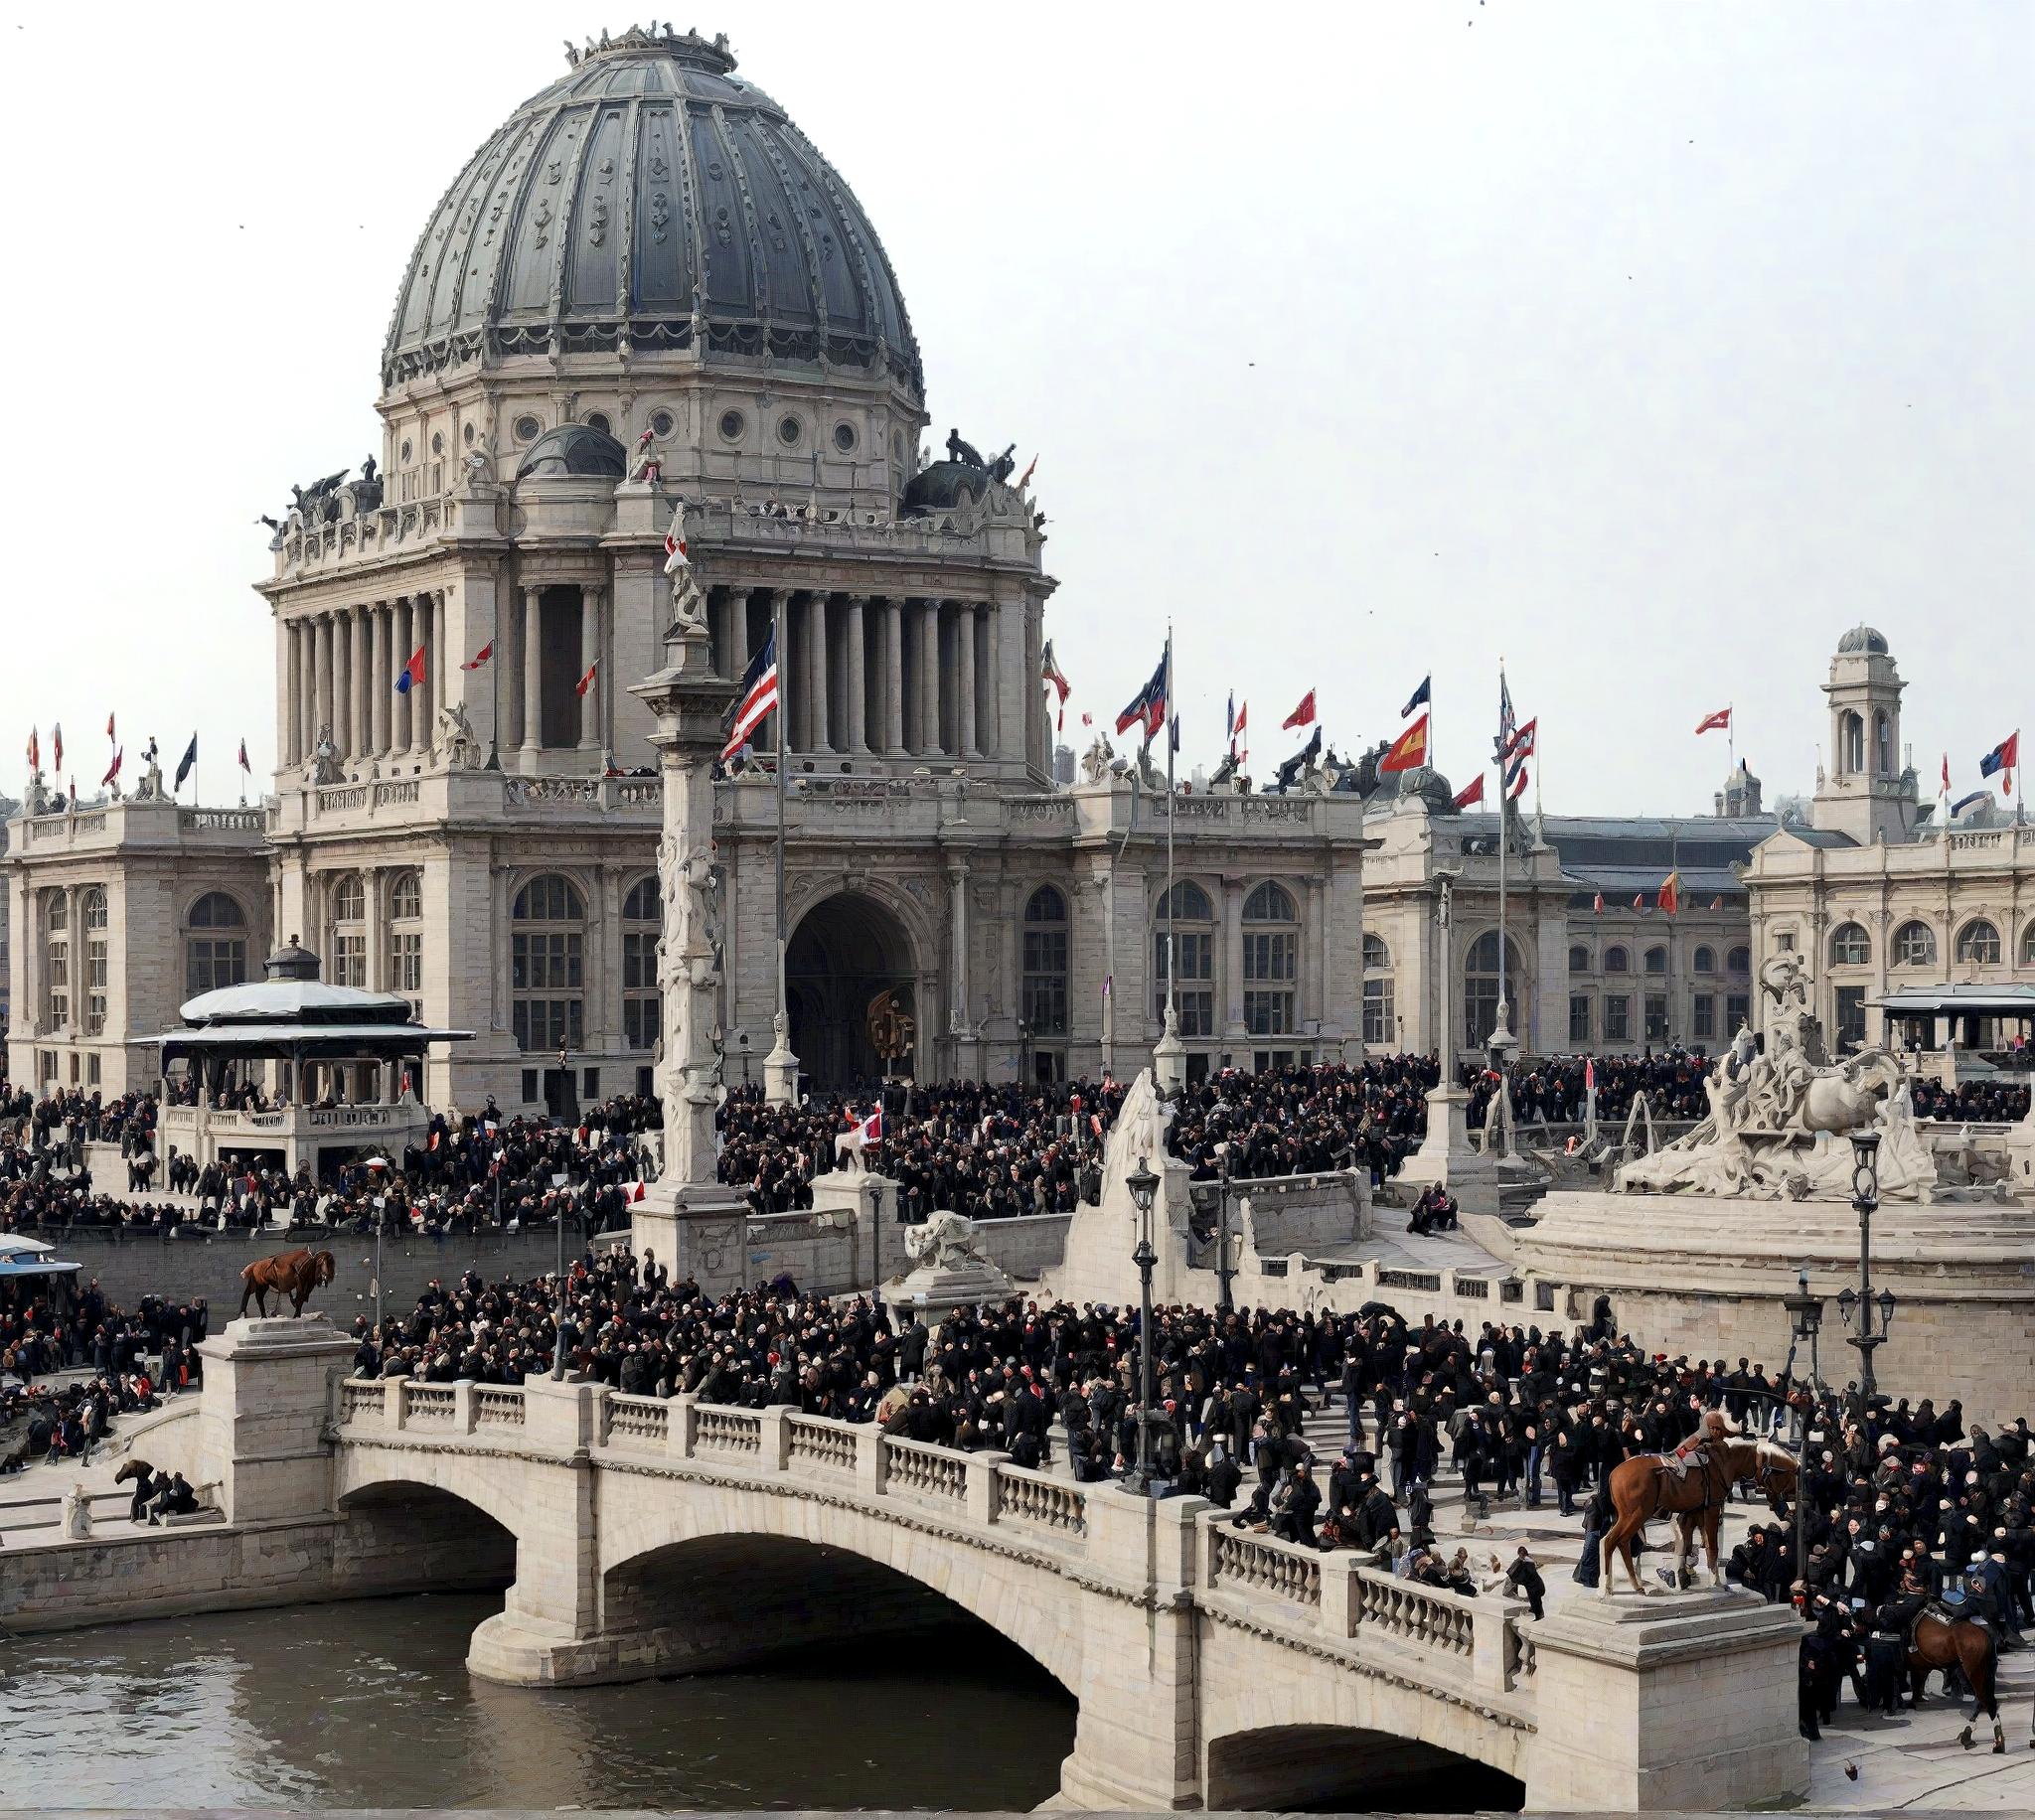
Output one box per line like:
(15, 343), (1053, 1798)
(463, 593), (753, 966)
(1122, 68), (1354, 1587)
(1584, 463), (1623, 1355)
(8, 797), (270, 856)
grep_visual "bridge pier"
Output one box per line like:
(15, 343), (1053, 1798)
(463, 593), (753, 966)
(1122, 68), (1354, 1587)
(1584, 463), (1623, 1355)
(196, 1315), (357, 1523)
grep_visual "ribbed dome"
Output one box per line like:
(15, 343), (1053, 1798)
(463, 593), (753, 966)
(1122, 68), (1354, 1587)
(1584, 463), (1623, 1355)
(383, 26), (918, 392)
(1836, 624), (1888, 655)
(516, 422), (627, 482)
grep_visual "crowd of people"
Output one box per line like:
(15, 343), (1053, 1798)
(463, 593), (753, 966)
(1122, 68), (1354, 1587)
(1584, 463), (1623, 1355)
(1909, 1078), (2031, 1125)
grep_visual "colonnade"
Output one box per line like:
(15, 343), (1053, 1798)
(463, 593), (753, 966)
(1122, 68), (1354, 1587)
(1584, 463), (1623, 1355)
(710, 587), (1000, 761)
(283, 592), (447, 769)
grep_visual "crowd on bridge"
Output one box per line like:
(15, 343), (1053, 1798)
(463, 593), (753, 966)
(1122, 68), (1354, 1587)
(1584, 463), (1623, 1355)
(1909, 1078), (2031, 1125)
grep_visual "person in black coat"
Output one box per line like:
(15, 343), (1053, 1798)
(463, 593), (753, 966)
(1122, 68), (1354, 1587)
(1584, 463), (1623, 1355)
(1270, 1462), (1322, 1546)
(1503, 1546), (1546, 1619)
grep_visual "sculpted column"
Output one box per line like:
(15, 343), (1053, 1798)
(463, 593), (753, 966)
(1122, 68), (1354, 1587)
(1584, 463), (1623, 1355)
(333, 610), (352, 757)
(845, 597), (868, 755)
(521, 587), (544, 763)
(349, 609), (368, 761)
(313, 614), (334, 750)
(578, 584), (602, 755)
(809, 595), (832, 754)
(630, 584), (753, 1292)
(391, 599), (413, 757)
(371, 604), (391, 757)
(920, 600), (942, 754)
(957, 606), (978, 757)
(282, 623), (302, 766)
(882, 601), (906, 755)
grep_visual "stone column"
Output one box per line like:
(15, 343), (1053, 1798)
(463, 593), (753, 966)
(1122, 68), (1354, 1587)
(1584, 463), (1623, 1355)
(975, 606), (998, 760)
(845, 597), (867, 754)
(333, 610), (353, 757)
(371, 604), (391, 757)
(948, 856), (974, 1078)
(727, 588), (751, 681)
(809, 595), (832, 754)
(882, 601), (906, 755)
(313, 614), (333, 747)
(521, 587), (544, 761)
(282, 622), (302, 765)
(630, 613), (759, 1265)
(956, 606), (977, 757)
(1222, 875), (1247, 1040)
(415, 592), (435, 750)
(579, 584), (602, 754)
(919, 600), (941, 755)
(391, 598), (413, 757)
(349, 609), (369, 761)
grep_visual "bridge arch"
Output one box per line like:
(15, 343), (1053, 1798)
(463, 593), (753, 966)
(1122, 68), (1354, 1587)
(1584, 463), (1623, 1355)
(1205, 1723), (1524, 1812)
(334, 1472), (519, 1593)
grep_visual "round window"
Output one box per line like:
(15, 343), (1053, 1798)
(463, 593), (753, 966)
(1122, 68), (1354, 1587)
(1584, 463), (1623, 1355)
(650, 408), (675, 438)
(718, 408), (745, 442)
(777, 414), (803, 446)
(514, 414), (542, 443)
(430, 431), (444, 456)
(833, 421), (858, 453)
(585, 411), (611, 436)
(399, 439), (413, 464)
(462, 422), (476, 446)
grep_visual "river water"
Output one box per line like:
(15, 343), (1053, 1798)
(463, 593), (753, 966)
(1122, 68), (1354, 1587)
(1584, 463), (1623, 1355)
(0, 1593), (1076, 1810)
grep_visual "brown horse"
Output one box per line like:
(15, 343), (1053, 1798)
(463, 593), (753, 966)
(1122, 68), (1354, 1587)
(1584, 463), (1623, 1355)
(1909, 1607), (2005, 1752)
(237, 1248), (336, 1317)
(1600, 1435), (1799, 1595)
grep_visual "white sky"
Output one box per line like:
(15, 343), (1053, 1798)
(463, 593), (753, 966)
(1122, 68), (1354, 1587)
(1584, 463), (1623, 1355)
(2, 1), (2029, 813)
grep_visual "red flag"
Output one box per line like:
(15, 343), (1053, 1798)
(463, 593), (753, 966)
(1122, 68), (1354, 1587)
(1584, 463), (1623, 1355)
(1694, 707), (1731, 736)
(1633, 893), (1646, 913)
(1658, 870), (1681, 916)
(632, 1180), (647, 1203)
(53, 722), (63, 771)
(1710, 895), (1723, 911)
(237, 739), (251, 773)
(1017, 454), (1038, 491)
(1585, 1058), (1596, 1095)
(25, 727), (38, 770)
(575, 660), (599, 696)
(461, 641), (495, 671)
(1282, 689), (1318, 731)
(100, 746), (122, 788)
(429, 1131), (440, 1151)
(1379, 713), (1428, 774)
(1451, 774), (1485, 809)
(1593, 891), (1605, 914)
(105, 711), (116, 742)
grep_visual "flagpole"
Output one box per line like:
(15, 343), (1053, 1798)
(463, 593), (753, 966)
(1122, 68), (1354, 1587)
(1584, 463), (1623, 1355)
(1165, 623), (1176, 1022)
(1495, 660), (1508, 1057)
(774, 593), (788, 1036)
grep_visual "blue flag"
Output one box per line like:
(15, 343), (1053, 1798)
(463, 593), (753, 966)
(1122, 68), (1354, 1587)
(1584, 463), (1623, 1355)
(1402, 675), (1431, 718)
(173, 733), (197, 789)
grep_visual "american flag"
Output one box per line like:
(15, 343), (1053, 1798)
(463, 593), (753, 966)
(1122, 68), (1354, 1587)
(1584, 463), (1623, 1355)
(721, 627), (780, 761)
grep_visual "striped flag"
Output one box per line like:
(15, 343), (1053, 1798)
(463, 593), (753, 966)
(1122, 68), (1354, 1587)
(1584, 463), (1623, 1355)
(721, 626), (780, 760)
(461, 641), (495, 671)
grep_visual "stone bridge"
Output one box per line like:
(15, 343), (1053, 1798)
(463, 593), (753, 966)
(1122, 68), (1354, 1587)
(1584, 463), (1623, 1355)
(330, 1370), (1801, 1811)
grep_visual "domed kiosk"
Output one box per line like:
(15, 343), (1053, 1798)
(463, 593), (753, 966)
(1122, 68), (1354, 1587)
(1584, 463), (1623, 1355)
(154, 939), (471, 1183)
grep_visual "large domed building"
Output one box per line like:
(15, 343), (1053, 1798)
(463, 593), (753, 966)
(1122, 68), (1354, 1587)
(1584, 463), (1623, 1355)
(8, 30), (1378, 1115)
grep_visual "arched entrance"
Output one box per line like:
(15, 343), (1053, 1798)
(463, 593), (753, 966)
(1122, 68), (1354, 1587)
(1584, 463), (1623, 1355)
(786, 892), (919, 1090)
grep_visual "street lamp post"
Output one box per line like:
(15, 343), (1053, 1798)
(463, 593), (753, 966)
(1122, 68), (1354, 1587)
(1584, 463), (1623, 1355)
(1835, 1131), (1896, 1399)
(1780, 1269), (1826, 1592)
(738, 1029), (751, 1088)
(1125, 1154), (1161, 1497)
(1214, 1143), (1235, 1315)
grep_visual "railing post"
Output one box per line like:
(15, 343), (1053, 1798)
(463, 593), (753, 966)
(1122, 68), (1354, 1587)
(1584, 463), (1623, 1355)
(452, 1379), (477, 1436)
(758, 1405), (792, 1472)
(667, 1392), (698, 1460)
(386, 1378), (407, 1430)
(858, 1428), (888, 1498)
(966, 1451), (1007, 1526)
(1319, 1550), (1360, 1639)
(1475, 1595), (1523, 1692)
(591, 1385), (612, 1447)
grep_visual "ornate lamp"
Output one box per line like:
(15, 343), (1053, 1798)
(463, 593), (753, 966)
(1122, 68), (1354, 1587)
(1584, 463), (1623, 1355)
(1125, 1155), (1162, 1496)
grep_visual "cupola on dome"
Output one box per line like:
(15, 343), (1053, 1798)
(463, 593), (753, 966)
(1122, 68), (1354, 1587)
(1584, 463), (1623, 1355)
(384, 25), (919, 393)
(1836, 624), (1889, 656)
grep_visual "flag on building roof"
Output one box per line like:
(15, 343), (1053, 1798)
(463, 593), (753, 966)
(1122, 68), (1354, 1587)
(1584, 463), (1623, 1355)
(1401, 675), (1431, 718)
(105, 711), (115, 742)
(394, 646), (426, 694)
(237, 738), (251, 774)
(1115, 650), (1169, 740)
(1502, 716), (1537, 765)
(52, 722), (62, 771)
(1495, 674), (1516, 762)
(1978, 731), (2018, 795)
(574, 660), (599, 697)
(1505, 757), (1529, 799)
(1282, 688), (1318, 731)
(461, 641), (495, 671)
(1040, 640), (1071, 730)
(174, 733), (197, 789)
(1694, 706), (1731, 736)
(1451, 773), (1485, 810)
(25, 727), (38, 771)
(1593, 890), (1605, 914)
(1228, 695), (1249, 763)
(1633, 893), (1646, 913)
(100, 746), (121, 788)
(1017, 454), (1037, 491)
(1658, 869), (1681, 916)
(1380, 711), (1429, 774)
(721, 627), (780, 761)
(1951, 789), (1989, 820)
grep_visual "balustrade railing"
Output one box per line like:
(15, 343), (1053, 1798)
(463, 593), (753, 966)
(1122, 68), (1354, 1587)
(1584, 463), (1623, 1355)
(604, 1394), (670, 1448)
(880, 1437), (968, 1506)
(401, 1383), (457, 1428)
(1210, 1527), (1323, 1607)
(337, 1380), (382, 1426)
(993, 1466), (1086, 1537)
(695, 1407), (763, 1456)
(786, 1414), (859, 1476)
(473, 1387), (526, 1430)
(1352, 1568), (1475, 1658)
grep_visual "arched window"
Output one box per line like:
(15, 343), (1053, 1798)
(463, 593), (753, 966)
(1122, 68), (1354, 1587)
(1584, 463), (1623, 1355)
(185, 891), (248, 995)
(1691, 946), (1716, 974)
(621, 874), (661, 1050)
(388, 868), (423, 998)
(81, 887), (108, 1036)
(1644, 945), (1668, 976)
(512, 873), (585, 1052)
(1604, 945), (1630, 974)
(1726, 945), (1751, 975)
(1955, 919), (2001, 967)
(1463, 931), (1523, 1052)
(1568, 944), (1589, 975)
(1362, 931), (1394, 1046)
(1154, 880), (1214, 1035)
(42, 890), (70, 1030)
(1894, 921), (1936, 968)
(329, 873), (367, 988)
(1241, 881), (1299, 1036)
(1840, 710), (1865, 776)
(1874, 711), (1892, 777)
(1830, 923), (1871, 967)
(2021, 922), (2035, 968)
(1020, 886), (1069, 1038)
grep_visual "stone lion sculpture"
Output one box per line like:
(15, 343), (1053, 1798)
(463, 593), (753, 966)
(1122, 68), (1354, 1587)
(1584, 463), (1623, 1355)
(902, 1209), (985, 1271)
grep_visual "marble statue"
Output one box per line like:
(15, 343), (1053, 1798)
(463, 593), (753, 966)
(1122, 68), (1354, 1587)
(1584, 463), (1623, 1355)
(902, 1209), (988, 1272)
(1134, 739), (1167, 793)
(434, 701), (483, 769)
(1079, 730), (1116, 783)
(310, 725), (343, 786)
(664, 506), (708, 636)
(629, 427), (663, 484)
(63, 1481), (92, 1539)
(133, 737), (166, 802)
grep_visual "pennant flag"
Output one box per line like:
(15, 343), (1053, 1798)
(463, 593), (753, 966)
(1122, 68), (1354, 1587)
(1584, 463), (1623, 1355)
(1017, 454), (1038, 491)
(237, 738), (251, 773)
(721, 627), (780, 760)
(461, 641), (495, 671)
(1694, 707), (1731, 736)
(574, 660), (599, 697)
(662, 508), (689, 570)
(632, 1180), (647, 1204)
(1040, 640), (1071, 730)
(1709, 895), (1723, 911)
(105, 711), (116, 742)
(1401, 675), (1432, 719)
(25, 727), (38, 771)
(1951, 789), (1989, 820)
(1451, 774), (1485, 810)
(1379, 711), (1429, 774)
(52, 722), (63, 771)
(1282, 688), (1318, 731)
(173, 733), (198, 789)
(1115, 650), (1169, 740)
(1592, 891), (1605, 915)
(1658, 869), (1681, 916)
(100, 746), (122, 788)
(394, 646), (426, 694)
(1978, 731), (2019, 795)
